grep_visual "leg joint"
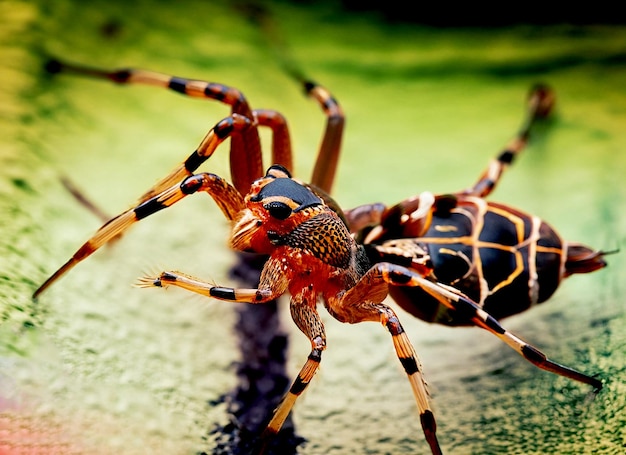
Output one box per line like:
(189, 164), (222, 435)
(385, 313), (405, 336)
(522, 344), (546, 365)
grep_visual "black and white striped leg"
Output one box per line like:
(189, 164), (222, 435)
(383, 308), (441, 455)
(461, 84), (555, 198)
(138, 255), (289, 304)
(45, 58), (266, 193)
(136, 113), (252, 203)
(377, 262), (603, 392)
(33, 172), (244, 298)
(326, 285), (442, 455)
(138, 270), (279, 303)
(260, 288), (326, 452)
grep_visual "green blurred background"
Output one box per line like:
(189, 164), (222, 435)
(1, 1), (625, 454)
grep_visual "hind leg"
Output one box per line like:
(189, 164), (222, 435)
(461, 84), (555, 197)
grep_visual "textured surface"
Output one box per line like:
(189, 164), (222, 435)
(1, 1), (625, 454)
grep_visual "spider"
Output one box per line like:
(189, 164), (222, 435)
(34, 59), (607, 455)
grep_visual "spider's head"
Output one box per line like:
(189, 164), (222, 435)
(230, 165), (326, 254)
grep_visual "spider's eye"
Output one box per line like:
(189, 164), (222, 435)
(264, 201), (293, 220)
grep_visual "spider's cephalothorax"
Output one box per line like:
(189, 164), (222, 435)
(233, 165), (358, 270)
(229, 165), (373, 314)
(34, 62), (609, 455)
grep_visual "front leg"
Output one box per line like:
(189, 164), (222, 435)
(33, 172), (244, 298)
(139, 270), (283, 304)
(140, 260), (322, 454)
(139, 256), (289, 304)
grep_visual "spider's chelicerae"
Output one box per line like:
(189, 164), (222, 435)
(35, 59), (608, 455)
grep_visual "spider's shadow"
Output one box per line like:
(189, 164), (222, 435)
(207, 252), (305, 455)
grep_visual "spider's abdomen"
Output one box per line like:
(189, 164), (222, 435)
(382, 196), (572, 325)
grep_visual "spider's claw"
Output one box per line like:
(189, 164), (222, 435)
(135, 271), (179, 289)
(135, 274), (163, 288)
(134, 276), (157, 288)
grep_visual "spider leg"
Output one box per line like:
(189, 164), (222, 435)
(284, 77), (344, 194)
(137, 271), (277, 302)
(346, 192), (435, 244)
(60, 176), (112, 224)
(46, 59), (296, 193)
(45, 59), (252, 118)
(326, 281), (442, 455)
(306, 81), (344, 194)
(343, 202), (387, 233)
(33, 173), (243, 298)
(372, 262), (603, 392)
(146, 270), (326, 452)
(461, 84), (555, 197)
(255, 108), (293, 174)
(247, 8), (344, 194)
(260, 286), (326, 451)
(138, 255), (289, 303)
(135, 113), (253, 203)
